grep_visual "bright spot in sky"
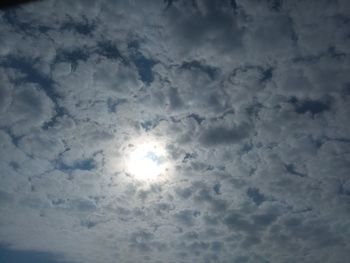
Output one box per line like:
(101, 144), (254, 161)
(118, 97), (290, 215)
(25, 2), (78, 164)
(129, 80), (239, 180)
(126, 142), (167, 181)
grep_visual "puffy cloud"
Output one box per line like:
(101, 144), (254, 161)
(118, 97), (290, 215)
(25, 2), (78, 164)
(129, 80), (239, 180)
(0, 0), (349, 263)
(0, 83), (55, 135)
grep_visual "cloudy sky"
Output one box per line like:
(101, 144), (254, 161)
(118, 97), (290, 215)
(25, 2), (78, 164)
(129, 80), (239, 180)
(1, 0), (350, 262)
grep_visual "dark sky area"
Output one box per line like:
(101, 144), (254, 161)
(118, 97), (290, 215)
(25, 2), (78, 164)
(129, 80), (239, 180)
(0, 0), (350, 262)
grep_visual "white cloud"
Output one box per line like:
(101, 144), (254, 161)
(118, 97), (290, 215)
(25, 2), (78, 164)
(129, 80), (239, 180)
(0, 0), (349, 263)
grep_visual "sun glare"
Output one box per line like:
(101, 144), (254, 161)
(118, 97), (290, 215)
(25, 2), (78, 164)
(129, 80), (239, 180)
(126, 141), (167, 181)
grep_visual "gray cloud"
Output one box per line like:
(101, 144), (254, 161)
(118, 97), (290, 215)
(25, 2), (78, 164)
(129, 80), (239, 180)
(199, 123), (251, 146)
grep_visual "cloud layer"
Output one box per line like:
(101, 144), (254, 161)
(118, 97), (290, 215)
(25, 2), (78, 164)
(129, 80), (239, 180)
(0, 0), (350, 262)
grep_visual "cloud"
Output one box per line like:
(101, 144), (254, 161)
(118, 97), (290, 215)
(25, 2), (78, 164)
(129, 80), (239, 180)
(0, 0), (349, 263)
(163, 0), (244, 55)
(174, 209), (201, 227)
(199, 123), (251, 146)
(246, 187), (266, 206)
(0, 83), (55, 135)
(0, 245), (71, 263)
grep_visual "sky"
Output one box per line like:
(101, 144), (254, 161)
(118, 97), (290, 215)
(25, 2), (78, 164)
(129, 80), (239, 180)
(0, 0), (350, 262)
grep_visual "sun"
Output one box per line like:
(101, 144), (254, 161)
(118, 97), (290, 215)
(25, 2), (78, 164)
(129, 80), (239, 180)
(126, 141), (167, 181)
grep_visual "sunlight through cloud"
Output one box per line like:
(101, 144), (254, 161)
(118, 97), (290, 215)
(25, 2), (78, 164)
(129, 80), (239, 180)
(126, 141), (167, 181)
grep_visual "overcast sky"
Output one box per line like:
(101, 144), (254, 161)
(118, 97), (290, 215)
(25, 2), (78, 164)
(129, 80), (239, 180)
(1, 0), (350, 262)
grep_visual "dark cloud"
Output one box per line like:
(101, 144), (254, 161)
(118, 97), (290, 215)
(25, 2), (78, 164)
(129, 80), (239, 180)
(246, 187), (266, 206)
(0, 245), (71, 263)
(168, 87), (183, 110)
(175, 186), (193, 199)
(60, 15), (96, 36)
(55, 48), (90, 70)
(289, 97), (331, 116)
(69, 198), (97, 212)
(97, 41), (125, 61)
(166, 0), (243, 52)
(284, 163), (307, 178)
(180, 60), (218, 80)
(1, 55), (57, 101)
(199, 123), (251, 146)
(79, 219), (98, 229)
(130, 48), (157, 86)
(107, 98), (127, 113)
(57, 158), (96, 172)
(174, 209), (201, 227)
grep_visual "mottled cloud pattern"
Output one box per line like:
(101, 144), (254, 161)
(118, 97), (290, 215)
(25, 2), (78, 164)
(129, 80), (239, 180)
(0, 0), (350, 262)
